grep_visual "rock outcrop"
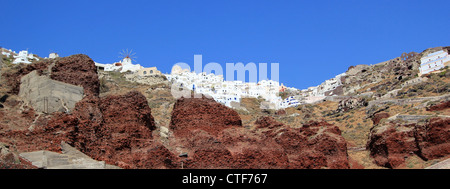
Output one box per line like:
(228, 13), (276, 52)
(415, 117), (450, 160)
(170, 97), (350, 169)
(170, 95), (242, 137)
(371, 112), (390, 125)
(50, 54), (100, 97)
(255, 117), (350, 169)
(0, 55), (176, 169)
(15, 91), (176, 169)
(0, 142), (36, 169)
(2, 59), (53, 94)
(367, 117), (450, 168)
(336, 97), (368, 113)
(367, 122), (418, 168)
(426, 101), (450, 111)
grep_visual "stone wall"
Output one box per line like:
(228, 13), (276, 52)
(19, 70), (84, 113)
(367, 94), (450, 109)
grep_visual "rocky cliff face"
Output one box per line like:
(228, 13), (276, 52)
(170, 95), (243, 137)
(255, 117), (349, 169)
(335, 97), (368, 113)
(367, 117), (450, 168)
(0, 55), (176, 169)
(426, 101), (450, 111)
(342, 53), (420, 96)
(170, 97), (350, 169)
(2, 59), (53, 94)
(50, 54), (100, 97)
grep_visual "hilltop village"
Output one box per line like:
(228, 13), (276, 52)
(2, 47), (450, 110)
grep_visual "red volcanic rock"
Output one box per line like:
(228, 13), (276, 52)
(367, 122), (418, 168)
(367, 117), (450, 168)
(0, 54), (176, 169)
(170, 96), (242, 137)
(372, 112), (390, 125)
(426, 101), (450, 111)
(73, 91), (161, 168)
(255, 116), (284, 130)
(0, 143), (37, 169)
(414, 117), (450, 160)
(254, 117), (350, 169)
(0, 90), (176, 169)
(219, 127), (289, 169)
(2, 54), (99, 97)
(51, 54), (100, 97)
(170, 98), (290, 169)
(275, 109), (286, 115)
(100, 91), (156, 136)
(2, 60), (52, 94)
(176, 129), (236, 169)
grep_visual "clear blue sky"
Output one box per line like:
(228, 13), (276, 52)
(1, 0), (450, 89)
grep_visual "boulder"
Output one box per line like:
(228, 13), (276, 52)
(367, 117), (450, 168)
(170, 95), (242, 138)
(336, 97), (368, 113)
(255, 116), (350, 169)
(50, 54), (100, 97)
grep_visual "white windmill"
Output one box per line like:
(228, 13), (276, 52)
(118, 49), (141, 73)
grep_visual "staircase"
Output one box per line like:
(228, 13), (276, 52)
(19, 142), (120, 169)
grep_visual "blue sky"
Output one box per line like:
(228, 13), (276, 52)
(1, 0), (450, 89)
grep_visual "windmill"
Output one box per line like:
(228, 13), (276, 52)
(118, 49), (137, 65)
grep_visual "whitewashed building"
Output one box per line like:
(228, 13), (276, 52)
(1, 48), (13, 57)
(419, 50), (450, 75)
(49, 53), (59, 59)
(13, 50), (39, 64)
(95, 57), (143, 73)
(165, 68), (299, 109)
(279, 96), (300, 108)
(298, 72), (346, 98)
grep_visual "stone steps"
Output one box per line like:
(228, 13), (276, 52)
(19, 142), (120, 169)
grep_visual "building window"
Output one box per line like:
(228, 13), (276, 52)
(143, 71), (147, 75)
(150, 70), (154, 74)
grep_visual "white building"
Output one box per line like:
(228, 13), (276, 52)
(419, 50), (450, 75)
(165, 67), (298, 110)
(13, 50), (39, 64)
(299, 72), (346, 98)
(95, 56), (143, 73)
(49, 53), (59, 59)
(1, 48), (13, 57)
(279, 96), (300, 108)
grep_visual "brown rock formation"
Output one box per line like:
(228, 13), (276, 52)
(0, 143), (36, 169)
(0, 55), (176, 169)
(50, 54), (100, 97)
(2, 60), (52, 94)
(371, 112), (390, 125)
(170, 96), (350, 169)
(170, 97), (291, 169)
(170, 95), (242, 137)
(426, 101), (450, 111)
(336, 97), (368, 113)
(255, 117), (350, 169)
(414, 117), (450, 160)
(367, 117), (450, 168)
(2, 54), (99, 97)
(367, 122), (418, 168)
